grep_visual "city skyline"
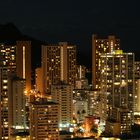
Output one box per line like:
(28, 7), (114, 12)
(0, 1), (140, 139)
(0, 0), (140, 58)
(1, 23), (140, 70)
(0, 35), (140, 139)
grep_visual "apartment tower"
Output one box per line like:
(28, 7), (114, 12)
(8, 76), (27, 134)
(92, 35), (120, 89)
(0, 44), (16, 139)
(100, 50), (135, 133)
(0, 42), (31, 139)
(42, 42), (76, 94)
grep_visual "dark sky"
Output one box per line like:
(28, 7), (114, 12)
(0, 0), (140, 63)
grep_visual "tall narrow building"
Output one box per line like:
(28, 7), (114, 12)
(8, 76), (27, 135)
(92, 35), (120, 89)
(42, 42), (77, 94)
(134, 62), (140, 119)
(16, 41), (32, 94)
(0, 42), (31, 139)
(0, 67), (10, 139)
(0, 44), (17, 139)
(100, 50), (135, 134)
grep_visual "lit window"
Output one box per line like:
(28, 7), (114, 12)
(122, 60), (125, 63)
(3, 61), (6, 65)
(3, 80), (7, 83)
(3, 86), (7, 89)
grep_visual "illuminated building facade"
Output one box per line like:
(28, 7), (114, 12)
(119, 108), (132, 134)
(30, 99), (59, 140)
(11, 134), (30, 140)
(73, 89), (91, 119)
(76, 65), (86, 79)
(75, 65), (89, 89)
(0, 43), (16, 71)
(135, 61), (140, 79)
(105, 121), (121, 136)
(105, 107), (132, 135)
(16, 41), (32, 94)
(87, 90), (106, 119)
(134, 62), (140, 114)
(51, 81), (73, 130)
(75, 78), (88, 90)
(0, 67), (10, 139)
(100, 50), (135, 133)
(92, 35), (120, 89)
(134, 65), (140, 124)
(73, 100), (88, 123)
(0, 42), (31, 139)
(135, 79), (140, 113)
(42, 42), (77, 93)
(0, 42), (32, 94)
(35, 67), (43, 94)
(0, 70), (28, 139)
(8, 76), (27, 134)
(0, 44), (16, 139)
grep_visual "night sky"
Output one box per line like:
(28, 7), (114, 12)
(0, 0), (140, 64)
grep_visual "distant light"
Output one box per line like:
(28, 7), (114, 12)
(114, 82), (120, 85)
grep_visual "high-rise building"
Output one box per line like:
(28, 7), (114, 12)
(92, 35), (120, 89)
(8, 76), (27, 135)
(100, 50), (135, 133)
(0, 45), (15, 139)
(0, 42), (32, 94)
(134, 62), (140, 113)
(134, 62), (140, 123)
(51, 81), (73, 131)
(30, 99), (59, 140)
(0, 42), (31, 139)
(42, 42), (77, 94)
(135, 79), (140, 113)
(16, 41), (32, 94)
(0, 69), (28, 139)
(0, 67), (10, 139)
(135, 61), (140, 79)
